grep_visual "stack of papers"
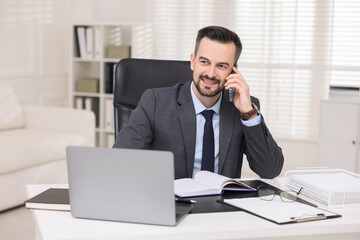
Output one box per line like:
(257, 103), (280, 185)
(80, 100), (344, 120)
(285, 170), (360, 207)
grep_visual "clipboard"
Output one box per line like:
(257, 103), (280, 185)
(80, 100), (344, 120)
(219, 196), (341, 224)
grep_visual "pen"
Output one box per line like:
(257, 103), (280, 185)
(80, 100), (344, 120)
(175, 197), (197, 204)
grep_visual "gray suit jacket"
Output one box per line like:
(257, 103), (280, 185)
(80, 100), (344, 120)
(114, 81), (284, 179)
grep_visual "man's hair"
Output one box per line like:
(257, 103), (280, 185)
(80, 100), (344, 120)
(194, 26), (242, 64)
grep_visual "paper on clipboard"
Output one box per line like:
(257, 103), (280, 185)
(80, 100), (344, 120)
(223, 196), (340, 224)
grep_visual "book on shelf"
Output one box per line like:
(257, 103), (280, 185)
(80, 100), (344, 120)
(104, 63), (117, 94)
(74, 25), (100, 59)
(104, 98), (114, 131)
(107, 45), (131, 59)
(76, 26), (87, 58)
(94, 27), (101, 59)
(74, 97), (84, 110)
(104, 64), (113, 94)
(107, 133), (115, 148)
(73, 27), (80, 57)
(84, 97), (100, 127)
(84, 97), (92, 111)
(113, 63), (117, 92)
(76, 78), (99, 93)
(86, 27), (94, 59)
(174, 171), (256, 198)
(25, 188), (70, 211)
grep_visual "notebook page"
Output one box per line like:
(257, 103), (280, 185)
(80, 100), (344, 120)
(194, 171), (230, 190)
(174, 178), (219, 196)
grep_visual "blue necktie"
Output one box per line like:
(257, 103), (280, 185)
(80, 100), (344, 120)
(201, 110), (215, 172)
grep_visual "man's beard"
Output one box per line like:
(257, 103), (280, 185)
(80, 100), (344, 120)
(194, 75), (223, 97)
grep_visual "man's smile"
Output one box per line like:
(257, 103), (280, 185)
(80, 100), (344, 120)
(200, 75), (220, 86)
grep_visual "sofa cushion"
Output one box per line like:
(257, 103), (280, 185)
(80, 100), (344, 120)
(0, 129), (86, 174)
(0, 81), (26, 131)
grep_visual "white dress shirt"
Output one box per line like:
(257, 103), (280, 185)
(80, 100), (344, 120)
(190, 81), (261, 178)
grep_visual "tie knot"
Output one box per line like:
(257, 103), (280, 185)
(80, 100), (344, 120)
(201, 110), (214, 121)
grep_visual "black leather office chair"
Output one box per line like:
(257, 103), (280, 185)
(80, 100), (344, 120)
(113, 58), (193, 140)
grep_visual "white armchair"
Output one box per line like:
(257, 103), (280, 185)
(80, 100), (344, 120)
(0, 81), (95, 211)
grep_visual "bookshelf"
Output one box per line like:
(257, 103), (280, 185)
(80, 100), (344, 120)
(69, 22), (150, 147)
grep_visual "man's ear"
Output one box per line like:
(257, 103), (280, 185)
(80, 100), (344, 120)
(190, 53), (195, 71)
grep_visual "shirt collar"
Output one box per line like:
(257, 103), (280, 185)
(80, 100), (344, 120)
(190, 81), (222, 115)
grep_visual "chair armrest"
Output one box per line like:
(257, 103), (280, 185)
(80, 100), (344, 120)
(22, 105), (95, 146)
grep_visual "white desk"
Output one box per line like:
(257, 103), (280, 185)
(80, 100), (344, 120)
(26, 179), (360, 240)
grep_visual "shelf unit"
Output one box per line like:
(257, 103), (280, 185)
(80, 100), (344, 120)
(69, 22), (147, 147)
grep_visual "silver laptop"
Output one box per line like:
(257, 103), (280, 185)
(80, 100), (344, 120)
(66, 146), (193, 226)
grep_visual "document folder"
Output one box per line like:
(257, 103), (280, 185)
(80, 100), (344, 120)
(220, 197), (341, 225)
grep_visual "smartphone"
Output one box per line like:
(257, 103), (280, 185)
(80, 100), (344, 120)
(228, 64), (237, 102)
(228, 87), (235, 102)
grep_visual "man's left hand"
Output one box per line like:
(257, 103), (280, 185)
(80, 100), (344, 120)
(225, 67), (253, 114)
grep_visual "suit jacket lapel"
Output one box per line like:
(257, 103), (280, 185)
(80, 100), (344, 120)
(177, 81), (196, 177)
(219, 99), (235, 174)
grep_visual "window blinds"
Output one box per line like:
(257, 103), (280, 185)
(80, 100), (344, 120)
(330, 0), (360, 88)
(152, 0), (359, 141)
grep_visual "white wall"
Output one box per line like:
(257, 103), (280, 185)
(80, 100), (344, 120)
(241, 139), (318, 178)
(278, 139), (318, 173)
(70, 0), (153, 23)
(0, 0), (70, 106)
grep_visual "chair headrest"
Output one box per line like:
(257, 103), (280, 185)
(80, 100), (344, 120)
(114, 58), (193, 109)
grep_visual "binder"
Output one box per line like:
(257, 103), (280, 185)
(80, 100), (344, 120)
(104, 64), (114, 93)
(104, 63), (117, 94)
(73, 27), (80, 57)
(74, 97), (83, 110)
(84, 97), (93, 111)
(219, 197), (341, 224)
(76, 26), (87, 58)
(86, 27), (94, 59)
(107, 134), (114, 148)
(104, 98), (114, 131)
(94, 27), (101, 59)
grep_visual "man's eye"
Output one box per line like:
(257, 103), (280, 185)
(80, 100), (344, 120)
(200, 60), (208, 64)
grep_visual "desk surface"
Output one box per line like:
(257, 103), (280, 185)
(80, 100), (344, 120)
(26, 179), (360, 240)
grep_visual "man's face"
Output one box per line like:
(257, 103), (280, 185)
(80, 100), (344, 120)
(191, 37), (236, 99)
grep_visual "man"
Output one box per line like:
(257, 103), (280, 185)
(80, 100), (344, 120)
(114, 26), (284, 179)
